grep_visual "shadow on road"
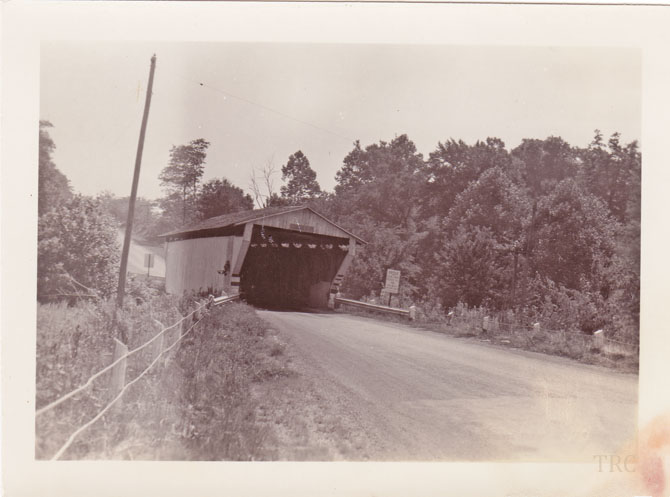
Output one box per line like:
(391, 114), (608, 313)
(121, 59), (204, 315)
(249, 302), (336, 315)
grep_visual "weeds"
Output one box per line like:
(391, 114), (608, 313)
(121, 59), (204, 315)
(430, 305), (639, 372)
(174, 302), (291, 460)
(35, 297), (290, 460)
(336, 300), (638, 372)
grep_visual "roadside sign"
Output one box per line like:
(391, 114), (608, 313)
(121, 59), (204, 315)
(144, 253), (154, 277)
(144, 253), (154, 268)
(385, 269), (401, 294)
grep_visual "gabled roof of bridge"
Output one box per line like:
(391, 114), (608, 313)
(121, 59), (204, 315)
(160, 205), (367, 244)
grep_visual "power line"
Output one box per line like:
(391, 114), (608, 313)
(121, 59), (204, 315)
(176, 75), (356, 144)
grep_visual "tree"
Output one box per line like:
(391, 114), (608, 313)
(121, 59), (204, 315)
(249, 159), (280, 208)
(334, 134), (427, 228)
(511, 136), (577, 199)
(434, 167), (532, 309)
(531, 178), (619, 292)
(578, 134), (640, 318)
(339, 222), (423, 302)
(37, 195), (120, 301)
(96, 192), (158, 241)
(330, 135), (428, 302)
(445, 167), (531, 246)
(159, 139), (210, 224)
(436, 226), (505, 309)
(333, 140), (371, 194)
(38, 121), (72, 215)
(280, 151), (321, 204)
(197, 178), (254, 219)
(578, 131), (641, 224)
(509, 136), (581, 297)
(265, 193), (293, 208)
(154, 191), (188, 238)
(422, 137), (511, 219)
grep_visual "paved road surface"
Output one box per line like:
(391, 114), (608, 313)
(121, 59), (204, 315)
(257, 310), (638, 462)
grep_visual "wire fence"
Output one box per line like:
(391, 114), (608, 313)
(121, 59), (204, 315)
(49, 312), (203, 460)
(37, 295), (239, 460)
(36, 304), (203, 418)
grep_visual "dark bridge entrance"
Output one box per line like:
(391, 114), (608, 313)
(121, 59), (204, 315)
(240, 226), (348, 308)
(162, 206), (365, 309)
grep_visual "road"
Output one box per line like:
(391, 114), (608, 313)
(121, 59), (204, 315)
(257, 310), (638, 462)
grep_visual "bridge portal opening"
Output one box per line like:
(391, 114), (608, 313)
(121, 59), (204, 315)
(240, 225), (347, 308)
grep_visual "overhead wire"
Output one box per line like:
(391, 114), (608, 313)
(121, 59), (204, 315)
(174, 75), (356, 144)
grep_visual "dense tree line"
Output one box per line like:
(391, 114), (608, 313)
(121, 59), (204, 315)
(315, 133), (640, 341)
(37, 120), (640, 342)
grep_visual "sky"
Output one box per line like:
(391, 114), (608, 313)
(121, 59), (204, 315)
(40, 42), (641, 201)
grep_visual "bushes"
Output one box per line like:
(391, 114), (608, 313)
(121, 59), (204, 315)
(435, 225), (506, 309)
(409, 296), (638, 370)
(37, 195), (120, 301)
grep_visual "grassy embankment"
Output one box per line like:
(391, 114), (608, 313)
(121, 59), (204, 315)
(36, 299), (291, 460)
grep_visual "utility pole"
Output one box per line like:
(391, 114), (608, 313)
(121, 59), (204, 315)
(116, 54), (157, 310)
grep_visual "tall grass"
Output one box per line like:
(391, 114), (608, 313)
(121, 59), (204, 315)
(174, 302), (291, 460)
(35, 297), (290, 460)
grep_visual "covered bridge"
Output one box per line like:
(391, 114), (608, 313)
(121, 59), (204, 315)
(160, 206), (366, 308)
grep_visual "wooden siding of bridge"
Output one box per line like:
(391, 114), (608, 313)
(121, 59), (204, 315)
(165, 235), (244, 295)
(254, 209), (351, 239)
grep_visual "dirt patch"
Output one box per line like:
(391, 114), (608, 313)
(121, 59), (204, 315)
(250, 322), (382, 461)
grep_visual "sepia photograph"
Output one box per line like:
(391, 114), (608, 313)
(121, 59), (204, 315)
(3, 2), (670, 497)
(35, 41), (641, 463)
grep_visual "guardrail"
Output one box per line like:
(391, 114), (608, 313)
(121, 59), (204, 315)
(212, 294), (240, 306)
(334, 297), (415, 320)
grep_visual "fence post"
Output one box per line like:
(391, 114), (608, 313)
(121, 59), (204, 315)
(482, 316), (490, 334)
(110, 338), (128, 403)
(152, 320), (165, 363)
(593, 329), (604, 351)
(183, 312), (192, 335)
(409, 305), (417, 321)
